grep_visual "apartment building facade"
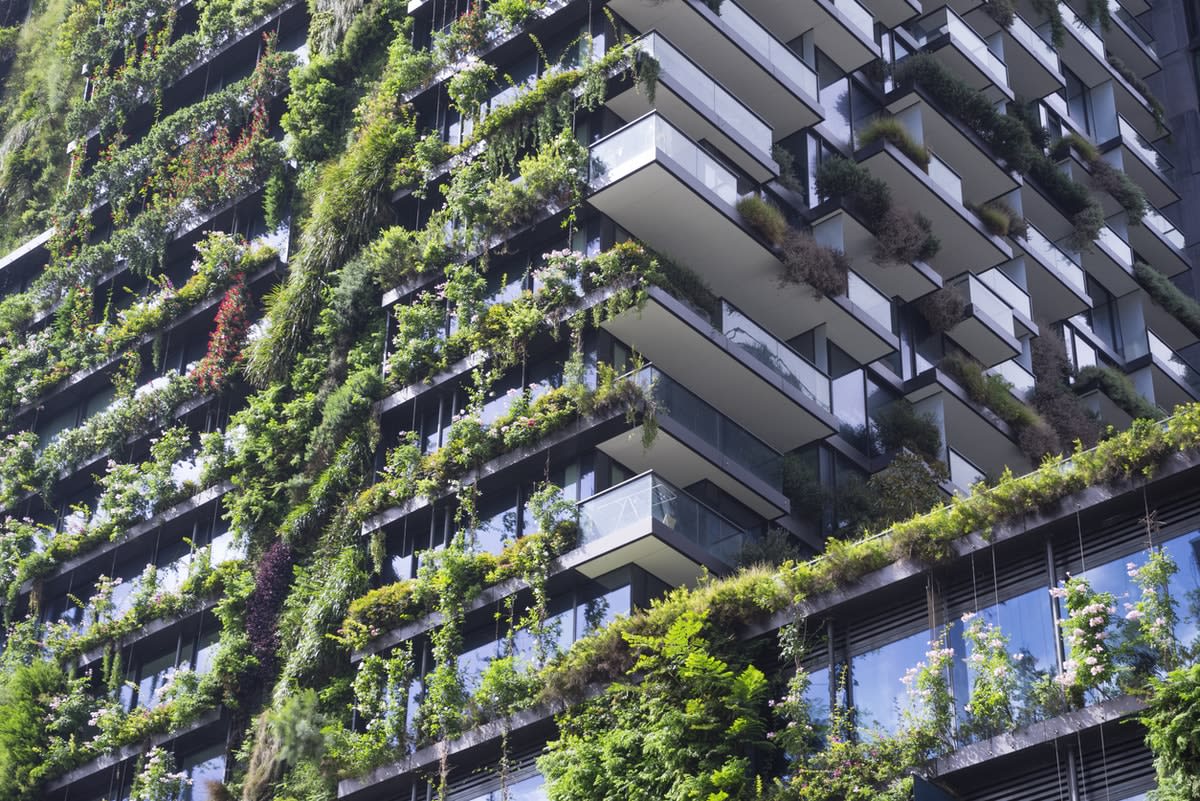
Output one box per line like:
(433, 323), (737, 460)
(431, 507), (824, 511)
(1, 0), (1199, 797)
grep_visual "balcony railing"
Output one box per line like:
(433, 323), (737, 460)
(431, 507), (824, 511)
(927, 151), (964, 202)
(910, 7), (1009, 88)
(1010, 13), (1060, 71)
(590, 113), (739, 206)
(1148, 330), (1200, 390)
(978, 268), (1032, 319)
(1060, 1), (1104, 57)
(847, 270), (895, 332)
(636, 365), (785, 489)
(1024, 224), (1087, 293)
(1098, 225), (1133, 266)
(1110, 0), (1156, 52)
(1143, 208), (1186, 249)
(1118, 115), (1173, 176)
(719, 300), (832, 410)
(714, 1), (819, 98)
(831, 0), (876, 43)
(988, 358), (1036, 396)
(578, 471), (747, 565)
(954, 274), (1017, 335)
(948, 447), (985, 490)
(634, 33), (774, 156)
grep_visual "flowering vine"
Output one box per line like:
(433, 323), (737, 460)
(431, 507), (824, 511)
(1053, 576), (1117, 706)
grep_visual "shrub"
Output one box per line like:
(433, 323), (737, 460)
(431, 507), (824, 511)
(736, 195), (788, 247)
(815, 157), (892, 221)
(772, 143), (803, 192)
(975, 200), (1027, 238)
(1075, 365), (1164, 420)
(875, 208), (940, 264)
(1049, 132), (1100, 163)
(981, 0), (1015, 27)
(1134, 261), (1200, 338)
(1089, 159), (1148, 224)
(857, 116), (930, 170)
(915, 287), (966, 332)
(779, 229), (849, 297)
(1142, 663), (1200, 801)
(1108, 55), (1166, 132)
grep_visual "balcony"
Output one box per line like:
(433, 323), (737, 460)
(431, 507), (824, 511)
(607, 0), (823, 135)
(1046, 1), (1109, 86)
(860, 0), (921, 29)
(602, 287), (839, 451)
(908, 7), (1012, 101)
(589, 115), (898, 360)
(597, 366), (790, 517)
(1131, 208), (1189, 277)
(855, 140), (1012, 277)
(963, 9), (1064, 96)
(1127, 330), (1200, 411)
(607, 33), (778, 182)
(1105, 0), (1158, 79)
(573, 472), (750, 585)
(1017, 224), (1092, 318)
(738, 0), (880, 72)
(987, 357), (1036, 399)
(810, 206), (942, 302)
(1099, 116), (1177, 209)
(905, 370), (1030, 481)
(945, 274), (1024, 366)
(1081, 224), (1137, 294)
(882, 93), (1021, 206)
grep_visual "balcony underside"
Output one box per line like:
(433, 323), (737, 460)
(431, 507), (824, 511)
(572, 519), (731, 586)
(887, 92), (1021, 206)
(1081, 235), (1137, 295)
(1019, 250), (1091, 319)
(858, 143), (1012, 276)
(907, 372), (1029, 480)
(948, 306), (1021, 366)
(589, 161), (896, 363)
(605, 82), (776, 182)
(598, 423), (788, 518)
(1130, 223), (1189, 278)
(815, 208), (942, 301)
(861, 0), (922, 28)
(608, 0), (823, 135)
(963, 9), (1064, 97)
(737, 0), (880, 71)
(602, 294), (838, 451)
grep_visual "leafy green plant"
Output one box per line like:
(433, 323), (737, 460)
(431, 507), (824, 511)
(1075, 364), (1164, 421)
(1134, 261), (1200, 338)
(1142, 662), (1200, 801)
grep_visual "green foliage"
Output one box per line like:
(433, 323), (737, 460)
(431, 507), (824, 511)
(0, 660), (71, 800)
(779, 229), (850, 297)
(540, 610), (772, 801)
(1134, 261), (1200, 339)
(1143, 662), (1200, 801)
(1076, 365), (1164, 421)
(857, 115), (930, 169)
(736, 195), (789, 247)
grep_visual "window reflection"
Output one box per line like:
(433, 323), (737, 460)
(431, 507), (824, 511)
(851, 628), (929, 734)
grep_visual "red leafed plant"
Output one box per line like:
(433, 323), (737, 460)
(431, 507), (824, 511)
(193, 275), (250, 392)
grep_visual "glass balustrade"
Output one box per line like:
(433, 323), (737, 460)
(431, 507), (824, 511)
(1098, 225), (1133, 266)
(955, 274), (1016, 335)
(978, 268), (1032, 319)
(1118, 115), (1172, 175)
(1060, 2), (1104, 56)
(846, 271), (895, 332)
(948, 447), (985, 489)
(714, 1), (819, 97)
(634, 366), (785, 488)
(988, 358), (1036, 396)
(1148, 330), (1200, 390)
(927, 152), (963, 203)
(1010, 14), (1059, 69)
(1024, 225), (1087, 293)
(1110, 0), (1156, 51)
(590, 114), (740, 205)
(578, 471), (747, 564)
(910, 8), (1008, 87)
(830, 0), (876, 43)
(635, 34), (773, 155)
(719, 300), (832, 409)
(1143, 208), (1186, 249)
